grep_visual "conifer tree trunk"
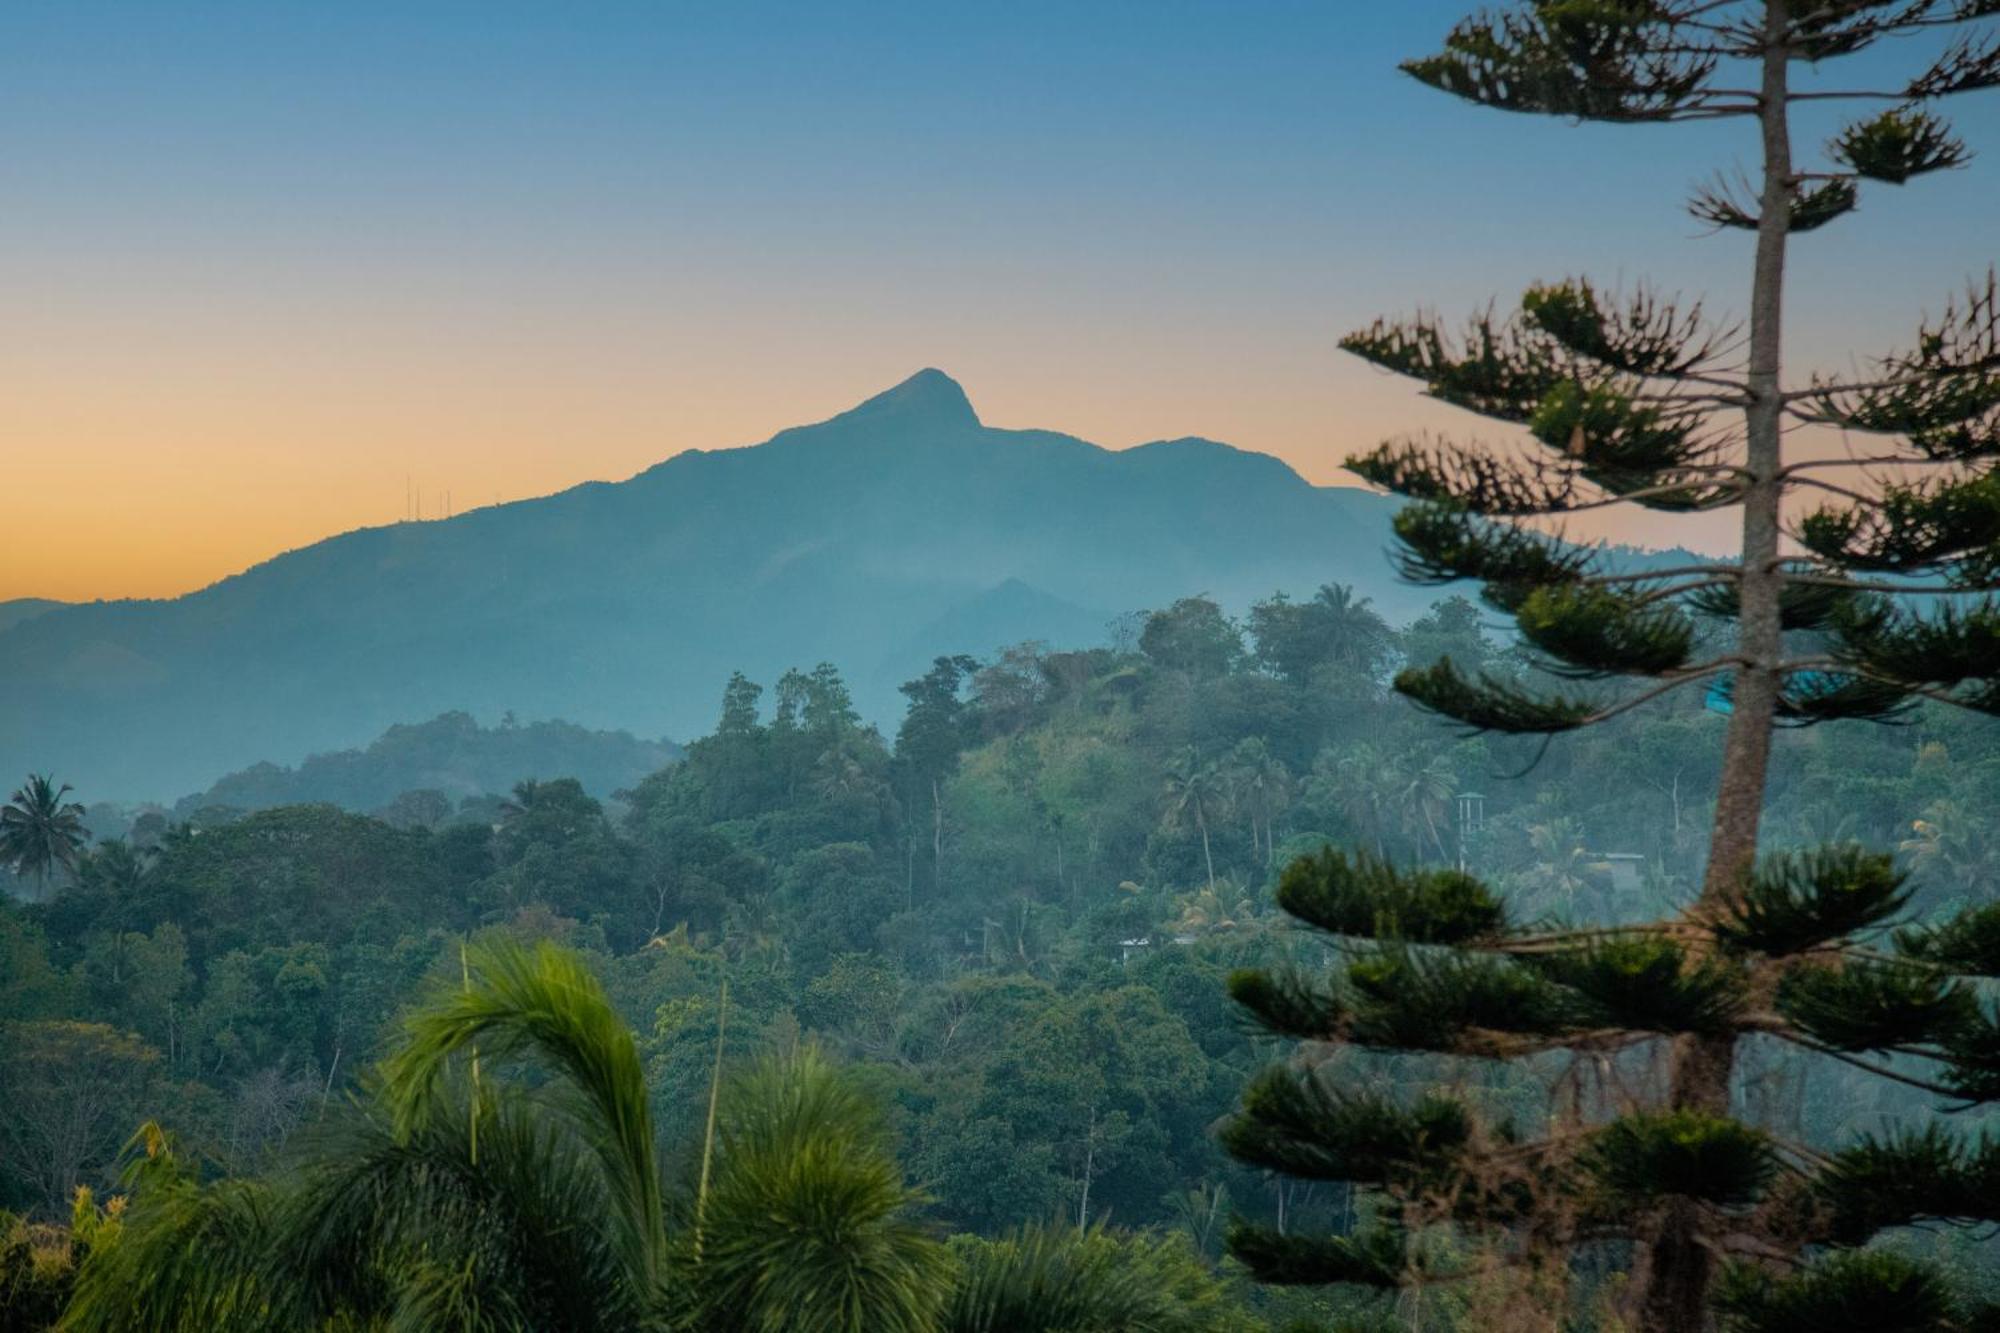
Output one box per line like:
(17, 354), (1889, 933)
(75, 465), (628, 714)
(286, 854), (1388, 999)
(1703, 0), (1793, 911)
(1227, 4), (2000, 1326)
(1641, 7), (1795, 1329)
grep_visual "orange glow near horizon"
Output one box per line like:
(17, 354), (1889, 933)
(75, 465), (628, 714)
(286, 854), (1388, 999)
(5, 338), (1764, 605)
(4, 322), (1439, 603)
(7, 1), (1992, 607)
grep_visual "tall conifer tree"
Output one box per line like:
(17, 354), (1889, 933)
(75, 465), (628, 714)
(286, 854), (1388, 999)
(1224, 4), (2000, 1329)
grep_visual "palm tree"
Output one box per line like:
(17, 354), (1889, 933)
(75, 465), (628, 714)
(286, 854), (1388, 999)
(1523, 816), (1595, 916)
(498, 778), (548, 825)
(1304, 744), (1387, 857)
(691, 1047), (947, 1333)
(1160, 751), (1222, 893)
(65, 940), (667, 1331)
(78, 838), (151, 918)
(1899, 797), (2000, 906)
(1, 773), (88, 901)
(1308, 583), (1393, 678)
(64, 939), (946, 1333)
(1171, 880), (1257, 937)
(1221, 738), (1291, 870)
(1305, 746), (1455, 863)
(1384, 749), (1455, 862)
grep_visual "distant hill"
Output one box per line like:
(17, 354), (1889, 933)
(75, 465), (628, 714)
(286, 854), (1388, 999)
(0, 599), (63, 634)
(0, 369), (1438, 799)
(171, 711), (680, 817)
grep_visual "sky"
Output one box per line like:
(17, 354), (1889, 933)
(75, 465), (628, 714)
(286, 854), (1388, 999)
(6, 2), (1999, 602)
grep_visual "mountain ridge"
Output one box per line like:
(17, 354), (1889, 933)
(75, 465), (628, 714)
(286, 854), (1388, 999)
(1, 371), (1422, 799)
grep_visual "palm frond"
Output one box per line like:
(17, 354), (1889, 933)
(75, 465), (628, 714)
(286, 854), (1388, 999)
(378, 937), (665, 1293)
(943, 1224), (1245, 1333)
(688, 1047), (948, 1333)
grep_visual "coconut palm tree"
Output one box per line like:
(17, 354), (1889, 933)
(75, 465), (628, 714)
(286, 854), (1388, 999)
(1307, 583), (1393, 679)
(1303, 744), (1388, 856)
(1898, 797), (2000, 906)
(1383, 749), (1456, 862)
(1160, 751), (1223, 893)
(0, 773), (88, 901)
(1171, 880), (1257, 937)
(1523, 816), (1596, 916)
(1220, 738), (1292, 870)
(79, 838), (151, 898)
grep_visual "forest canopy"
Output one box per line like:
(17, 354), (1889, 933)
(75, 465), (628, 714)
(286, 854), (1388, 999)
(6, 584), (1998, 1326)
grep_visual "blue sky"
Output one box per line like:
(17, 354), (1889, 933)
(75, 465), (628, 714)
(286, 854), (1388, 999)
(5, 2), (1998, 596)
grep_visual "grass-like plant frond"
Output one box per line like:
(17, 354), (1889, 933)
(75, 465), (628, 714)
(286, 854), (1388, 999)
(278, 1089), (643, 1332)
(942, 1224), (1251, 1333)
(59, 1136), (280, 1333)
(688, 1046), (949, 1333)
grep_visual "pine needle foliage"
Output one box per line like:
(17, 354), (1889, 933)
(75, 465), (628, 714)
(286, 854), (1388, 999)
(1275, 847), (1507, 944)
(1227, 964), (1350, 1042)
(1224, 1221), (1410, 1289)
(1220, 1067), (1472, 1187)
(1714, 844), (1911, 956)
(1897, 900), (2000, 976)
(1224, 3), (2000, 1329)
(1343, 948), (1575, 1054)
(1811, 1124), (2000, 1244)
(1711, 1250), (1969, 1333)
(1581, 1111), (1776, 1208)
(1526, 936), (1746, 1037)
(1776, 959), (1979, 1052)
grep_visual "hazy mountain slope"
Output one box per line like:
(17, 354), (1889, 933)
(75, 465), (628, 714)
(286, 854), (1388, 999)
(0, 600), (63, 634)
(0, 370), (1415, 799)
(868, 579), (1113, 700)
(174, 711), (679, 816)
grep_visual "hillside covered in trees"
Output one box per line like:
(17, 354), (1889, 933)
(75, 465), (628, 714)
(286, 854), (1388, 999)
(162, 711), (680, 824)
(6, 586), (1996, 1326)
(0, 370), (1429, 801)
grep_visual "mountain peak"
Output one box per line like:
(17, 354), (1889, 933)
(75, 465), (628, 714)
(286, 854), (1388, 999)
(836, 368), (979, 431)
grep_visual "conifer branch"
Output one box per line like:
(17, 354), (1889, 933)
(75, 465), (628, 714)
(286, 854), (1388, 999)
(1775, 1036), (1968, 1100)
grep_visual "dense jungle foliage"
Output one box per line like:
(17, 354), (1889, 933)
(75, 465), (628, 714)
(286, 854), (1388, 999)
(4, 587), (1998, 1327)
